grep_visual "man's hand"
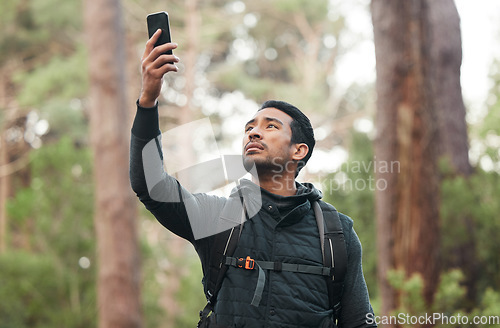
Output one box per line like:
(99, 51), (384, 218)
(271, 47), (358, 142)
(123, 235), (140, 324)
(139, 29), (179, 108)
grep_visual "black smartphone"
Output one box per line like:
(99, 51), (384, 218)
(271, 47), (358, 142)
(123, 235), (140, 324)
(147, 11), (173, 62)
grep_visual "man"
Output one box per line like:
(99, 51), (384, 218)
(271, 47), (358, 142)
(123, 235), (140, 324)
(130, 30), (376, 328)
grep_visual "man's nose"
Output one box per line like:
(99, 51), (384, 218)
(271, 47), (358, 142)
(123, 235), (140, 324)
(248, 128), (262, 139)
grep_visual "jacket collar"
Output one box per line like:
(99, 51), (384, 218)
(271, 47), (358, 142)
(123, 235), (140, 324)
(230, 179), (323, 225)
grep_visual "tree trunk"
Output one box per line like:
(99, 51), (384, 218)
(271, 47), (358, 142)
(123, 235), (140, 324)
(372, 0), (442, 319)
(83, 0), (141, 327)
(429, 1), (471, 176)
(428, 0), (477, 304)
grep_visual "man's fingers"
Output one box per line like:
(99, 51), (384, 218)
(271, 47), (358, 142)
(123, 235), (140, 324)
(151, 56), (179, 74)
(150, 42), (178, 57)
(157, 63), (179, 76)
(149, 51), (179, 69)
(143, 40), (178, 65)
(142, 53), (179, 80)
(142, 29), (162, 60)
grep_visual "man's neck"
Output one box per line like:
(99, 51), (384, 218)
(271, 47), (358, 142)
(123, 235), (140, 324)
(252, 173), (297, 197)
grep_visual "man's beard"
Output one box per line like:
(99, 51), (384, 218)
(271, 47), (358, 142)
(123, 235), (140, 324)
(243, 154), (293, 177)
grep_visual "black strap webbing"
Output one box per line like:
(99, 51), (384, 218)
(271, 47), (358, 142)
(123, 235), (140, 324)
(314, 201), (347, 319)
(225, 257), (334, 277)
(199, 224), (242, 327)
(206, 224), (242, 302)
(200, 195), (247, 328)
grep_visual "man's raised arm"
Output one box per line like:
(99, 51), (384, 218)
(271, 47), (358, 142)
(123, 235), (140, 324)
(129, 30), (197, 240)
(129, 32), (238, 244)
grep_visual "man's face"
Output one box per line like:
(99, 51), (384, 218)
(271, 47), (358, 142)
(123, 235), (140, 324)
(242, 107), (296, 175)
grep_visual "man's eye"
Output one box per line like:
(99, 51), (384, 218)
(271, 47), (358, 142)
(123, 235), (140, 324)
(268, 124), (277, 129)
(245, 126), (253, 132)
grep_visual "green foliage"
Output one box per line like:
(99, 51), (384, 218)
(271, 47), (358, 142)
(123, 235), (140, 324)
(41, 100), (89, 142)
(439, 173), (477, 251)
(387, 269), (500, 328)
(440, 169), (500, 293)
(215, 63), (277, 99)
(471, 289), (500, 328)
(0, 0), (42, 63)
(0, 0), (82, 65)
(480, 61), (500, 138)
(6, 188), (35, 224)
(475, 59), (500, 169)
(387, 270), (426, 317)
(1, 0), (97, 324)
(432, 270), (467, 315)
(140, 237), (168, 328)
(201, 0), (350, 108)
(1, 0), (87, 143)
(0, 251), (89, 328)
(5, 138), (96, 327)
(175, 252), (206, 328)
(14, 46), (88, 107)
(31, 0), (83, 30)
(271, 0), (330, 30)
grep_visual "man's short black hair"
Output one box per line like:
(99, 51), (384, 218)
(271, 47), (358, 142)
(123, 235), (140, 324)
(259, 100), (315, 177)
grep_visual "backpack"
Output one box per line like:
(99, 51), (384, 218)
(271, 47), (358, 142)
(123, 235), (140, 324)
(197, 200), (347, 328)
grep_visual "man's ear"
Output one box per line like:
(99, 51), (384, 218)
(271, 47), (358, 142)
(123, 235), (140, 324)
(291, 143), (309, 161)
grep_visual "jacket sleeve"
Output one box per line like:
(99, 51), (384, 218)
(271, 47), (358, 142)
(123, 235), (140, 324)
(129, 102), (228, 244)
(338, 216), (377, 328)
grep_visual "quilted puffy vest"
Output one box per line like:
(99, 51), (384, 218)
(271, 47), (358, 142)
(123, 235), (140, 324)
(212, 196), (352, 328)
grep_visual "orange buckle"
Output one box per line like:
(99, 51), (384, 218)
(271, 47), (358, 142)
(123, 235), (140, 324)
(238, 256), (255, 270)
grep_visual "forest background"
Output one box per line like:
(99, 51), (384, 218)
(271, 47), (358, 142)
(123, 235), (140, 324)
(1, 0), (500, 327)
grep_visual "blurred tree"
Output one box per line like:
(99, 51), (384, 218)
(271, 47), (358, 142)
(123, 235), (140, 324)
(371, 0), (470, 320)
(428, 0), (478, 305)
(372, 0), (439, 314)
(83, 0), (141, 327)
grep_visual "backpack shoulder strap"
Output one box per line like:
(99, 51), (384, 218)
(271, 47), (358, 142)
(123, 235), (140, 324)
(199, 199), (246, 326)
(204, 224), (243, 301)
(313, 201), (347, 320)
